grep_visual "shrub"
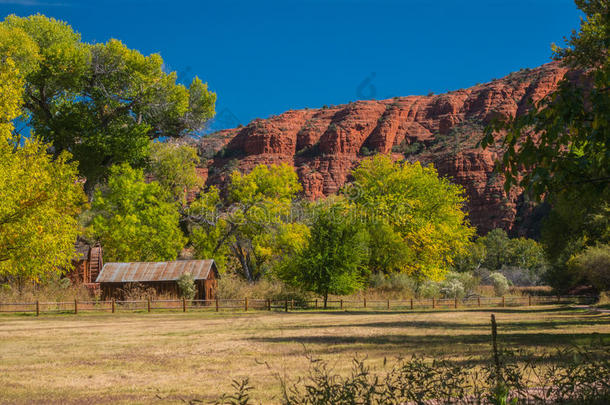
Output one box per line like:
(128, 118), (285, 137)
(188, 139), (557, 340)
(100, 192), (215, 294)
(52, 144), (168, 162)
(177, 273), (196, 299)
(439, 277), (465, 298)
(369, 273), (417, 297)
(569, 244), (610, 291)
(418, 280), (441, 298)
(218, 274), (309, 305)
(489, 272), (510, 296)
(218, 343), (610, 405)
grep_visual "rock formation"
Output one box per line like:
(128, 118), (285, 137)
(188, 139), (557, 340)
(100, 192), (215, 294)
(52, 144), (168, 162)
(194, 62), (568, 236)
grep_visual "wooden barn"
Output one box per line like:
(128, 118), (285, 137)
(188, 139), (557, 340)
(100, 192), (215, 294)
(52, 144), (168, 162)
(69, 241), (103, 285)
(95, 260), (219, 300)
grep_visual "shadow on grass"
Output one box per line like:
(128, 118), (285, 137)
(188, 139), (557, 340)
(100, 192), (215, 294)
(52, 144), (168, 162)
(274, 317), (610, 332)
(289, 306), (582, 315)
(248, 331), (610, 353)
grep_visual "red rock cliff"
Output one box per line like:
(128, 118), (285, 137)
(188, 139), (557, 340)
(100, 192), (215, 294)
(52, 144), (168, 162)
(195, 62), (568, 236)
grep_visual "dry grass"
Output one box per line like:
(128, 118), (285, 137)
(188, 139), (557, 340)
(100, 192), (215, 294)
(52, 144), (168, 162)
(0, 306), (608, 404)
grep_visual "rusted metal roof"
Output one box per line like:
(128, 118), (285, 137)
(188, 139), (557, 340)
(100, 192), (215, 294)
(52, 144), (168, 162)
(95, 260), (217, 283)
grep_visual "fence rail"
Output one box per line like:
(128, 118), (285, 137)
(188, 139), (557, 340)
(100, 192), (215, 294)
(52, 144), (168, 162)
(0, 295), (596, 316)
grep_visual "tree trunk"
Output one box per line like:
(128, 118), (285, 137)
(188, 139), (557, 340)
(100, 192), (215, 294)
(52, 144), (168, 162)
(231, 243), (253, 283)
(323, 292), (328, 309)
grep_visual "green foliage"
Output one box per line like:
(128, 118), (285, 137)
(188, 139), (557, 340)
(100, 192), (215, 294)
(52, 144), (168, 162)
(177, 273), (196, 299)
(187, 164), (305, 281)
(480, 229), (513, 270)
(1, 14), (216, 191)
(348, 155), (475, 280)
(187, 186), (231, 270)
(278, 198), (370, 306)
(89, 163), (186, 262)
(569, 244), (610, 291)
(0, 138), (86, 284)
(454, 228), (547, 286)
(391, 140), (423, 157)
(148, 141), (201, 204)
(489, 272), (510, 296)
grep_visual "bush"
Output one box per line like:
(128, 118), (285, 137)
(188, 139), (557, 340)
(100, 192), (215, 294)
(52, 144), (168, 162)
(218, 274), (309, 305)
(439, 277), (465, 298)
(217, 343), (610, 405)
(489, 272), (510, 296)
(569, 244), (610, 291)
(418, 280), (441, 298)
(369, 273), (416, 293)
(177, 273), (196, 299)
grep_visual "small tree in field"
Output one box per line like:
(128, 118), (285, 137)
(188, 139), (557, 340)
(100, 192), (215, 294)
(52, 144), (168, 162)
(177, 273), (196, 299)
(279, 199), (369, 308)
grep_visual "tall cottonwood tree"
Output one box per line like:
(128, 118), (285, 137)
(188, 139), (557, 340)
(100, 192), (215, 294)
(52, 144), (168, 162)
(2, 14), (216, 192)
(0, 23), (86, 285)
(89, 163), (186, 262)
(348, 155), (475, 280)
(186, 164), (307, 281)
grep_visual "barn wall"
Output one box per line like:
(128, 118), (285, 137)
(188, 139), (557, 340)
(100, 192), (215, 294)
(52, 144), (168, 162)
(100, 279), (217, 300)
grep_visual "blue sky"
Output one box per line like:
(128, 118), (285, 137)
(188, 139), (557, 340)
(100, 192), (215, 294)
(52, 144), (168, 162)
(1, 0), (581, 131)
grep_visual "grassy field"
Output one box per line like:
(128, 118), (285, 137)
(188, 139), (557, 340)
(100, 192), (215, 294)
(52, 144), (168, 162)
(0, 306), (609, 404)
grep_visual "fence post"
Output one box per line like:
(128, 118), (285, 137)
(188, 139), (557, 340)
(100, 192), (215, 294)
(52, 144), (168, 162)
(215, 297), (219, 312)
(454, 297), (458, 309)
(502, 296), (505, 307)
(410, 298), (414, 310)
(340, 299), (343, 310)
(183, 298), (186, 313)
(147, 298), (151, 313)
(557, 294), (561, 304)
(74, 299), (78, 315)
(285, 299), (288, 312)
(315, 299), (318, 309)
(432, 298), (436, 309)
(36, 300), (40, 316)
(267, 298), (271, 311)
(387, 299), (390, 310)
(244, 297), (248, 311)
(478, 296), (481, 307)
(291, 299), (294, 310)
(528, 295), (532, 306)
(363, 298), (366, 309)
(112, 299), (115, 313)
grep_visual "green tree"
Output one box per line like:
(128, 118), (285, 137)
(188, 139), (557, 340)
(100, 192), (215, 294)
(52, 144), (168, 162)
(2, 14), (216, 192)
(186, 164), (306, 281)
(348, 155), (475, 280)
(279, 199), (370, 308)
(89, 163), (186, 262)
(148, 141), (202, 205)
(479, 229), (512, 271)
(187, 186), (231, 271)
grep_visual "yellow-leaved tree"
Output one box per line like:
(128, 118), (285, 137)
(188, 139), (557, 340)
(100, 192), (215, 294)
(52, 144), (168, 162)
(348, 155), (475, 281)
(0, 23), (87, 288)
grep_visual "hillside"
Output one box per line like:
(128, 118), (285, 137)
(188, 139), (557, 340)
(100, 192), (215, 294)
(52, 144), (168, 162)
(193, 62), (568, 235)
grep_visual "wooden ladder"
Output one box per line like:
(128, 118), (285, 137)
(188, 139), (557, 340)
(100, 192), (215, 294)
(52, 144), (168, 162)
(88, 245), (103, 283)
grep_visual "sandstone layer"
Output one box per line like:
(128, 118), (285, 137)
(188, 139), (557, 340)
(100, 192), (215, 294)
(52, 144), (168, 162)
(194, 63), (568, 236)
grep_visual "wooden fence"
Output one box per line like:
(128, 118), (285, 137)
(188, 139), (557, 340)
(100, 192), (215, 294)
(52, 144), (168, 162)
(0, 295), (596, 316)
